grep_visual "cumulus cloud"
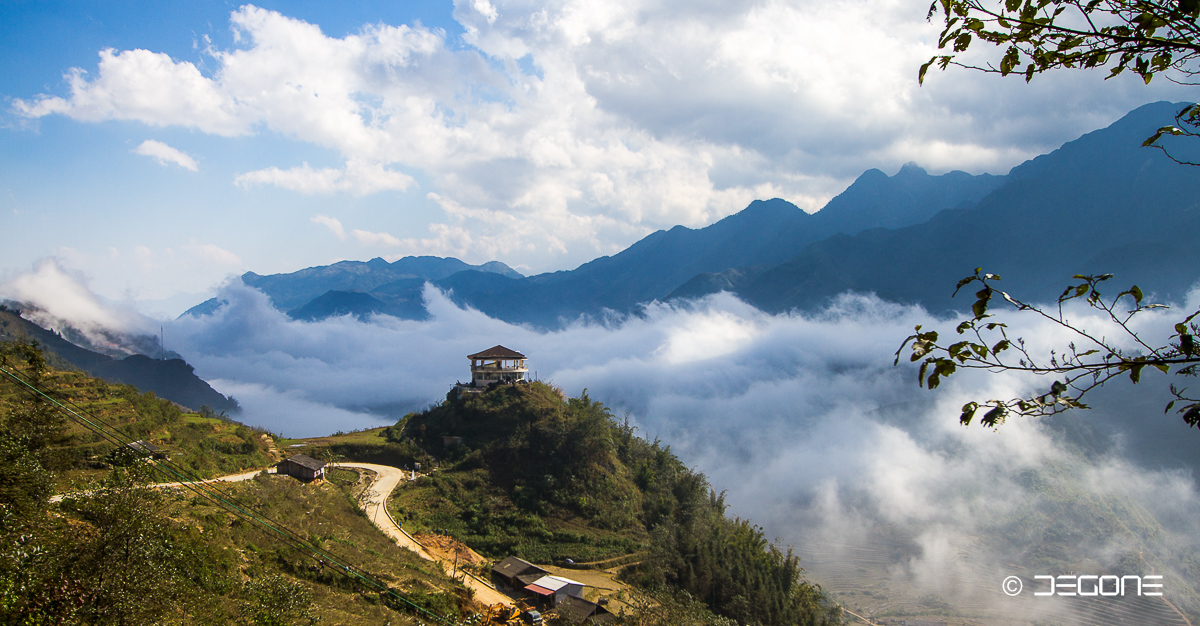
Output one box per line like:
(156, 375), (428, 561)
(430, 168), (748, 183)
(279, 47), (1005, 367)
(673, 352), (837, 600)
(16, 3), (1193, 272)
(14, 48), (247, 135)
(0, 259), (156, 351)
(132, 139), (199, 171)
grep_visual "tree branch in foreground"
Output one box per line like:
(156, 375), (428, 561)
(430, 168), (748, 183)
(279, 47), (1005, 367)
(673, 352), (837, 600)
(895, 269), (1200, 429)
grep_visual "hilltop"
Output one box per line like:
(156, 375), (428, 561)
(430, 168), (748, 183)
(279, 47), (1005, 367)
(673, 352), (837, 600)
(382, 381), (841, 626)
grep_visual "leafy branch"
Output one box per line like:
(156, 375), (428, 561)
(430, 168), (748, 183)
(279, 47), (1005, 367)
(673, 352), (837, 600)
(895, 269), (1200, 429)
(921, 1), (1200, 157)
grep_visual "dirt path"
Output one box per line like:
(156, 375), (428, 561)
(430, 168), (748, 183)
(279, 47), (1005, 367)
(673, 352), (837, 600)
(49, 467), (267, 503)
(333, 462), (514, 607)
(152, 468), (264, 489)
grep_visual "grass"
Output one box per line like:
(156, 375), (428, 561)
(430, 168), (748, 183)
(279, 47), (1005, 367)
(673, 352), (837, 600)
(154, 473), (471, 624)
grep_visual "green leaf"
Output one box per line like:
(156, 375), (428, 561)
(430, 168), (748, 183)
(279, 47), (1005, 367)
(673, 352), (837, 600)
(1130, 285), (1143, 304)
(981, 405), (1006, 427)
(960, 401), (979, 426)
(919, 58), (936, 84)
(972, 287), (992, 319)
(1183, 405), (1200, 428)
(1129, 362), (1145, 383)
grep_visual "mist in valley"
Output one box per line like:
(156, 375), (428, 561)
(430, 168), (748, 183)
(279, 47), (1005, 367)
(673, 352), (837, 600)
(6, 263), (1200, 623)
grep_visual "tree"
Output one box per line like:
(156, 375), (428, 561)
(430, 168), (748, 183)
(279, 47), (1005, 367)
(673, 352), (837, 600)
(904, 1), (1200, 429)
(896, 270), (1200, 429)
(921, 0), (1200, 159)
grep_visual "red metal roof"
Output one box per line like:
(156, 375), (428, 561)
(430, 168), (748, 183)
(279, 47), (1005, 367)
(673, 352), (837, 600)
(468, 345), (526, 359)
(525, 584), (554, 596)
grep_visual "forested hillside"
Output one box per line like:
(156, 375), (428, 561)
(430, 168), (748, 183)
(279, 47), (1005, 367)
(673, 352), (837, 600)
(394, 382), (841, 626)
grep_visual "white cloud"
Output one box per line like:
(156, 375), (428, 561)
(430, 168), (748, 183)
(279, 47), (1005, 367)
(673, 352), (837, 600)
(182, 241), (241, 266)
(234, 161), (416, 195)
(0, 258), (154, 341)
(350, 228), (402, 246)
(12, 2), (1195, 272)
(311, 214), (347, 240)
(132, 139), (199, 171)
(45, 242), (241, 304)
(14, 48), (247, 135)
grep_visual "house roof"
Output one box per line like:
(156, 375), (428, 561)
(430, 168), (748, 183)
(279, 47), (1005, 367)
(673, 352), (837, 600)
(468, 345), (526, 360)
(525, 575), (583, 593)
(525, 584), (555, 596)
(493, 556), (543, 579)
(557, 596), (609, 622)
(283, 454), (327, 471)
(516, 573), (547, 586)
(128, 440), (162, 454)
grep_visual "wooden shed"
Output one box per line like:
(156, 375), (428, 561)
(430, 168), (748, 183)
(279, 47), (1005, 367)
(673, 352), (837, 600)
(557, 596), (615, 624)
(278, 454), (327, 481)
(492, 556), (547, 590)
(127, 440), (168, 459)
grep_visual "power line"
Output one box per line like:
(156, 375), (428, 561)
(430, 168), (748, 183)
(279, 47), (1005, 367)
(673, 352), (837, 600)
(0, 363), (458, 625)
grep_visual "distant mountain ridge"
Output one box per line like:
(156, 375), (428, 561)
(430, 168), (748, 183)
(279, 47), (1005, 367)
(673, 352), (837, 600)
(0, 305), (238, 412)
(184, 256), (522, 321)
(185, 101), (1199, 327)
(196, 164), (1003, 326)
(678, 101), (1200, 313)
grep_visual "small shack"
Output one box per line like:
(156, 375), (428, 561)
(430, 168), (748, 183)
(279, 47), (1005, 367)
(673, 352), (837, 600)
(127, 440), (167, 459)
(557, 596), (615, 624)
(492, 556), (548, 590)
(278, 454), (327, 481)
(524, 574), (585, 608)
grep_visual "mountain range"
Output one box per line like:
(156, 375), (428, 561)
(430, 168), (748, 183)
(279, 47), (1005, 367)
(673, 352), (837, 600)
(185, 101), (1198, 328)
(0, 305), (238, 413)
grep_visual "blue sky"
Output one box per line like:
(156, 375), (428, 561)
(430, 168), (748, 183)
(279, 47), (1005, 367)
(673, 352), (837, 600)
(1, 0), (1194, 313)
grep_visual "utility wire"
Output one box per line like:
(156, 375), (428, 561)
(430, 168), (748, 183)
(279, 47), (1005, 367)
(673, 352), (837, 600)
(0, 363), (458, 625)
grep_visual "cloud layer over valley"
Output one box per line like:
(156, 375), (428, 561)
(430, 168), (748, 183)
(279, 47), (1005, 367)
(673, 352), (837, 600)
(7, 263), (1198, 621)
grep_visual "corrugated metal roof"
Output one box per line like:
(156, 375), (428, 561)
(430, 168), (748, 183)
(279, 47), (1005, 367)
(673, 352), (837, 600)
(525, 584), (554, 596)
(283, 454), (326, 471)
(468, 345), (526, 359)
(525, 575), (583, 592)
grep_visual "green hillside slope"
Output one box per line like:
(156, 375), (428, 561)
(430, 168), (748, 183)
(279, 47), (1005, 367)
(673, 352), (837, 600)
(390, 382), (842, 626)
(0, 341), (472, 625)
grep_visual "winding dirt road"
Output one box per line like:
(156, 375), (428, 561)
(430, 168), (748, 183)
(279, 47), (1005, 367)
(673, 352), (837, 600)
(48, 468), (266, 504)
(333, 463), (513, 607)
